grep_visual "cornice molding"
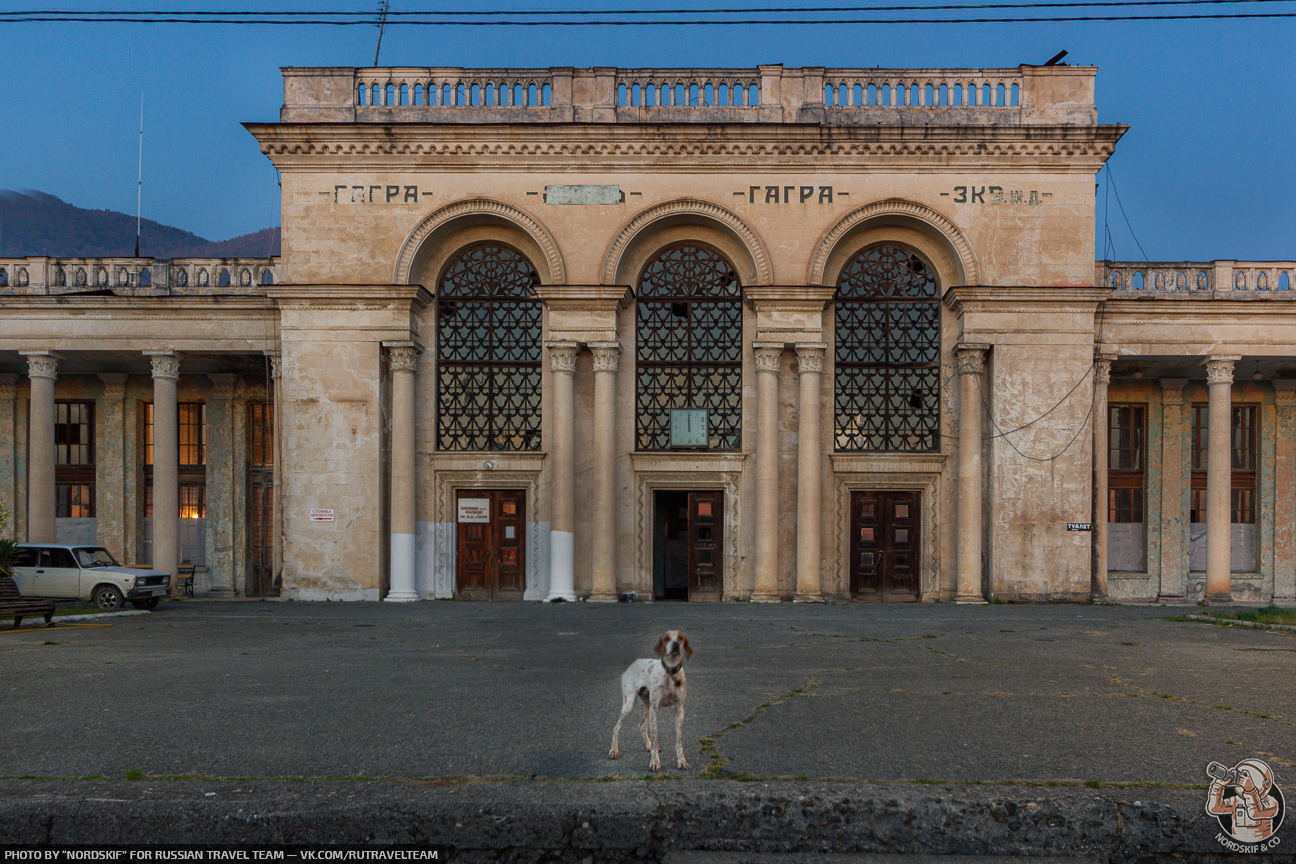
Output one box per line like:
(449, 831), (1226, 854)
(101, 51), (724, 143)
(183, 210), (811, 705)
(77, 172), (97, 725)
(601, 198), (773, 286)
(943, 285), (1111, 312)
(263, 284), (433, 308)
(391, 198), (566, 286)
(810, 199), (979, 286)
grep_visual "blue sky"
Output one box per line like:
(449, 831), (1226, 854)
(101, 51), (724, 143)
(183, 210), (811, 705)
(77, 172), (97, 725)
(1, 2), (1292, 261)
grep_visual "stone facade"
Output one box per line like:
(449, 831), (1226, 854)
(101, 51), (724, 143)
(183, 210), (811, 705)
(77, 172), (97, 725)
(0, 63), (1292, 604)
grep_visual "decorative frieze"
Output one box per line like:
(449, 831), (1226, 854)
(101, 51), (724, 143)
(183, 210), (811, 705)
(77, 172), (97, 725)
(1204, 354), (1240, 386)
(589, 342), (621, 374)
(545, 341), (579, 374)
(98, 373), (129, 399)
(1275, 380), (1296, 407)
(1159, 378), (1189, 405)
(208, 373), (239, 400)
(145, 350), (181, 381)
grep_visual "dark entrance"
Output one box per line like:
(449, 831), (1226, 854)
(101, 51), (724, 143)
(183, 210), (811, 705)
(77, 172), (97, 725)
(850, 491), (920, 602)
(246, 402), (274, 597)
(653, 490), (723, 601)
(456, 489), (526, 601)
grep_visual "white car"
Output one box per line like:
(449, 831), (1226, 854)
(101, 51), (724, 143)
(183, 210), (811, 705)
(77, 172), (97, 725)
(12, 544), (171, 611)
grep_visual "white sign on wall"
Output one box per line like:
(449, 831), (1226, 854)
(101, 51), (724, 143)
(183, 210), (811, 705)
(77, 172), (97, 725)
(458, 498), (491, 523)
(310, 509), (335, 522)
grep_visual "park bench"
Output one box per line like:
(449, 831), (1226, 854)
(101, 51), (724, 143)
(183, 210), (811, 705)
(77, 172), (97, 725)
(177, 564), (196, 598)
(0, 573), (55, 629)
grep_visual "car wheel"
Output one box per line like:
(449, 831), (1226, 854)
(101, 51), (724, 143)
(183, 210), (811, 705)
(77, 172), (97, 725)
(93, 585), (125, 612)
(131, 597), (161, 611)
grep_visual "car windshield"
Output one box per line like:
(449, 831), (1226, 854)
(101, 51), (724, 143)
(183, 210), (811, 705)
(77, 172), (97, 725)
(74, 547), (119, 568)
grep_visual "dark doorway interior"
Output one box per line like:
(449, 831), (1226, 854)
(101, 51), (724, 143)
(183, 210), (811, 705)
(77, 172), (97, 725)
(654, 491), (690, 600)
(653, 489), (724, 601)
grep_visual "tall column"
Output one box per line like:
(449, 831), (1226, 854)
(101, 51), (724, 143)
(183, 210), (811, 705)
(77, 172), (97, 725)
(956, 343), (990, 603)
(146, 350), (180, 589)
(794, 343), (826, 601)
(0, 374), (19, 539)
(96, 374), (129, 565)
(1091, 353), (1117, 599)
(546, 341), (579, 601)
(1158, 379), (1189, 601)
(20, 351), (60, 544)
(1274, 380), (1296, 605)
(588, 342), (620, 602)
(752, 342), (784, 602)
(265, 351), (283, 595)
(206, 374), (238, 598)
(1205, 354), (1239, 603)
(385, 343), (421, 601)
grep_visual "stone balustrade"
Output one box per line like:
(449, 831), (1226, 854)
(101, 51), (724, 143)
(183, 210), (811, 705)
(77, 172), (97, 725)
(0, 256), (278, 296)
(282, 64), (1097, 126)
(1099, 260), (1296, 295)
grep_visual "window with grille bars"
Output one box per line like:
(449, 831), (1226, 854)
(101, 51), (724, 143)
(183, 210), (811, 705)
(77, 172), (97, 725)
(55, 401), (94, 517)
(436, 243), (542, 451)
(1108, 405), (1144, 523)
(1190, 404), (1257, 523)
(634, 243), (742, 451)
(834, 245), (941, 451)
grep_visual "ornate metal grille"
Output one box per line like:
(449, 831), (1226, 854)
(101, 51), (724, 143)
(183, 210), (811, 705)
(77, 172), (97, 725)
(636, 243), (743, 450)
(835, 244), (941, 451)
(437, 243), (542, 451)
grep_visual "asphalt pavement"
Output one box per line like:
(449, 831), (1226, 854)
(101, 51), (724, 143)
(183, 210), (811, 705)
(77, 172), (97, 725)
(4, 599), (1294, 784)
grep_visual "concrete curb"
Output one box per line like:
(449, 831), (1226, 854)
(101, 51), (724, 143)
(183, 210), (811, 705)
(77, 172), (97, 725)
(1186, 613), (1296, 633)
(0, 779), (1256, 862)
(50, 609), (150, 623)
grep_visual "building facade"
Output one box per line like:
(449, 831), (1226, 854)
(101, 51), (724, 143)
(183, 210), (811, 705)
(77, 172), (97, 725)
(1, 64), (1293, 604)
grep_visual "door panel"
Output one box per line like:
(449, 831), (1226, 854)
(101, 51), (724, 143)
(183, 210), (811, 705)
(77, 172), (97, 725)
(687, 491), (723, 599)
(850, 491), (920, 603)
(247, 478), (274, 597)
(456, 490), (526, 601)
(36, 547), (81, 598)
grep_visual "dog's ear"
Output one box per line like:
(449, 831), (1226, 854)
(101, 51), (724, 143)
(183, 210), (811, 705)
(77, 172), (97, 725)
(680, 634), (693, 658)
(654, 633), (668, 656)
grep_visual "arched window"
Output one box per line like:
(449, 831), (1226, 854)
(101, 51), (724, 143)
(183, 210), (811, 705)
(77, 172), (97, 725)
(436, 243), (542, 451)
(834, 244), (941, 451)
(635, 243), (742, 450)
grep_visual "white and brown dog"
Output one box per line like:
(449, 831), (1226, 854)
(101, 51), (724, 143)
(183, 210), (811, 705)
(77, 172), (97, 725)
(609, 630), (692, 771)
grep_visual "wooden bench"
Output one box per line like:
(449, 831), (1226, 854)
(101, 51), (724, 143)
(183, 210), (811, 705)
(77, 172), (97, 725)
(0, 573), (55, 629)
(177, 565), (196, 598)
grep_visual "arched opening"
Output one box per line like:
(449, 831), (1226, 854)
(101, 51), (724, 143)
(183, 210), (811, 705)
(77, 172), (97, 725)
(834, 244), (941, 452)
(436, 243), (542, 451)
(635, 243), (743, 451)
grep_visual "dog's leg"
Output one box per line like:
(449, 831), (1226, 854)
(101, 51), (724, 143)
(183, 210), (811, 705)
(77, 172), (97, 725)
(639, 698), (652, 750)
(648, 703), (661, 772)
(675, 703), (689, 770)
(609, 691), (636, 760)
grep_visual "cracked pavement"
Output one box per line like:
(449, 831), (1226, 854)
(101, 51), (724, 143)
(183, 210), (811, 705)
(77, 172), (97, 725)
(3, 600), (1294, 784)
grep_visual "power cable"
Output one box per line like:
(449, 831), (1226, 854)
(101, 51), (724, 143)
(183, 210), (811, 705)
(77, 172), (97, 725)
(1105, 164), (1149, 262)
(2, 11), (1295, 22)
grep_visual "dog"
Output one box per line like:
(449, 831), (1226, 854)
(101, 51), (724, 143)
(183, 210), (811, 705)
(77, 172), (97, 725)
(608, 630), (692, 771)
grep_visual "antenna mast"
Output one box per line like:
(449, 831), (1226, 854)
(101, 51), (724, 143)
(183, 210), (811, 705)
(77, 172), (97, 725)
(373, 0), (390, 67)
(135, 91), (143, 258)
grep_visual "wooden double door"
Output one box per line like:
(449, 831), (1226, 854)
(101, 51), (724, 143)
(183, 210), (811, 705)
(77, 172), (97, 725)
(456, 489), (526, 601)
(850, 491), (920, 602)
(654, 490), (723, 601)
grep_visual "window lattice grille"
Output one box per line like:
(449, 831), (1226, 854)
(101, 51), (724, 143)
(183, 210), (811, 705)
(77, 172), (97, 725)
(835, 245), (941, 452)
(635, 244), (743, 450)
(436, 243), (542, 451)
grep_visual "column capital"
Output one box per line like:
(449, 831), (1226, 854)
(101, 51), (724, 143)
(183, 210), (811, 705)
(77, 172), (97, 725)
(753, 341), (784, 373)
(545, 341), (579, 374)
(1093, 352), (1118, 385)
(0, 373), (18, 400)
(98, 373), (129, 399)
(383, 341), (422, 374)
(19, 350), (62, 380)
(144, 350), (181, 381)
(589, 341), (621, 373)
(794, 342), (827, 374)
(1160, 378), (1189, 405)
(955, 342), (990, 376)
(263, 350), (282, 380)
(207, 373), (239, 399)
(1204, 354), (1241, 385)
(1275, 380), (1296, 407)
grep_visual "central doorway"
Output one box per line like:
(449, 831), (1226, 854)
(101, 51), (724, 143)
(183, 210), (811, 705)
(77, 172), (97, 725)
(653, 490), (723, 601)
(850, 490), (920, 602)
(456, 489), (526, 601)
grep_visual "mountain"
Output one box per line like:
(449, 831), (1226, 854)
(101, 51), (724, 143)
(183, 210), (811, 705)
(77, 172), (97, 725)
(0, 190), (280, 259)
